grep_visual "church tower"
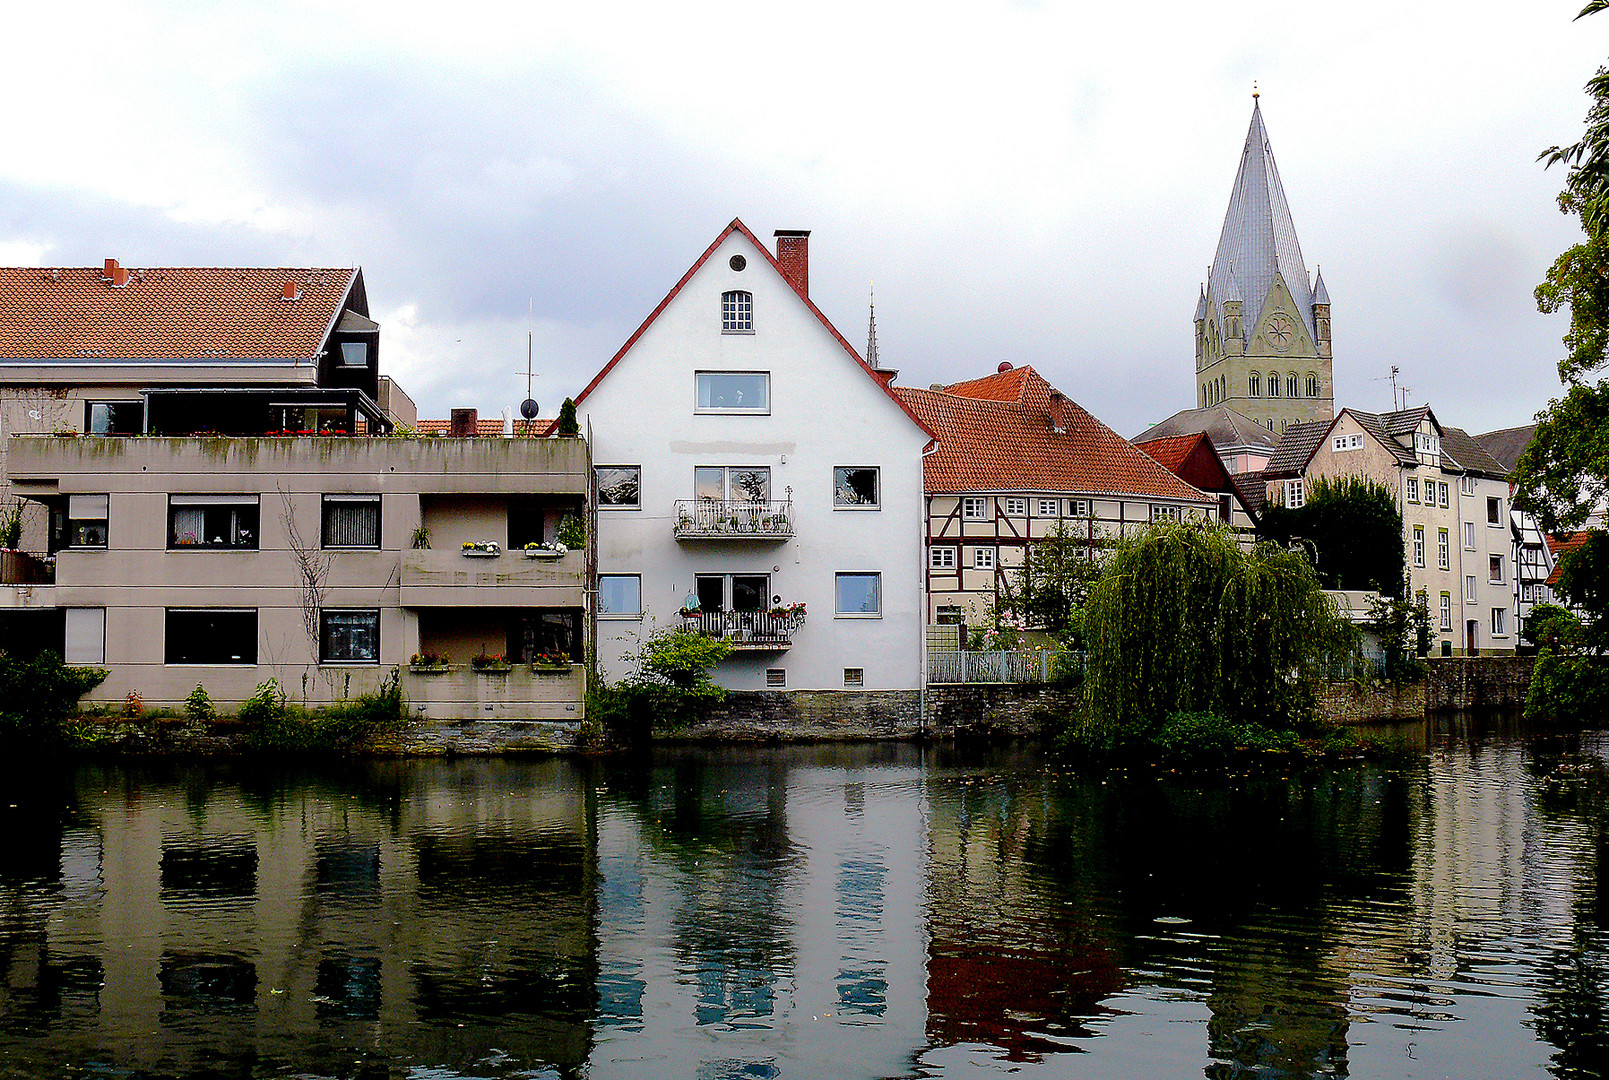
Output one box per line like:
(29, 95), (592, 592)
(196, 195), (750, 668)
(1195, 95), (1333, 431)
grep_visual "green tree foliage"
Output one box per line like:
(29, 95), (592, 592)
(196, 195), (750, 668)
(595, 627), (734, 738)
(0, 650), (108, 741)
(1523, 598), (1609, 724)
(556, 397), (581, 436)
(1010, 522), (1106, 639)
(1259, 475), (1405, 597)
(1080, 522), (1355, 741)
(1363, 591), (1433, 682)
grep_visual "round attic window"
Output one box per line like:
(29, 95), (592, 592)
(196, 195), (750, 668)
(729, 255), (747, 271)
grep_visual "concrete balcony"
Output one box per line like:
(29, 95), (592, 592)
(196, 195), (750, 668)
(403, 663), (584, 722)
(672, 499), (794, 542)
(400, 549), (585, 608)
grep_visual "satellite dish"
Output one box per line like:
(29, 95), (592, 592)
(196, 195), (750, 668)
(519, 398), (540, 420)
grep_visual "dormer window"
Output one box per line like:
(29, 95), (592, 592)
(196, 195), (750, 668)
(721, 291), (753, 334)
(340, 341), (369, 367)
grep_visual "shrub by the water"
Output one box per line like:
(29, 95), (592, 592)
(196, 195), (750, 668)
(0, 650), (107, 742)
(240, 670), (406, 751)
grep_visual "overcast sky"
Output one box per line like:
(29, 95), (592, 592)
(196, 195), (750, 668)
(2, 0), (1605, 438)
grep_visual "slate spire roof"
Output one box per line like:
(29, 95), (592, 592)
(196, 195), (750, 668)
(1208, 99), (1317, 340)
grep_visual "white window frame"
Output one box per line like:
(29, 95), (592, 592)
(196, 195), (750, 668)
(596, 465), (642, 510)
(1069, 499), (1089, 517)
(1438, 528), (1449, 571)
(720, 290), (754, 334)
(1487, 496), (1503, 526)
(1440, 593), (1452, 632)
(961, 497), (988, 520)
(65, 607), (106, 665)
(1466, 575), (1478, 603)
(1036, 498), (1059, 518)
(598, 574), (642, 618)
(1463, 521), (1476, 550)
(972, 547), (996, 570)
(1003, 497), (1027, 516)
(929, 546), (956, 570)
(1405, 477), (1419, 504)
(1283, 479), (1305, 509)
(832, 466), (881, 510)
(1489, 555), (1504, 584)
(1460, 475), (1477, 496)
(835, 572), (883, 618)
(1438, 482), (1449, 508)
(695, 371), (770, 414)
(1492, 607), (1507, 637)
(1413, 525), (1425, 568)
(1151, 504), (1183, 522)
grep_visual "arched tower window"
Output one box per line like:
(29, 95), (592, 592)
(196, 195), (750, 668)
(1249, 372), (1262, 397)
(1286, 373), (1299, 398)
(1305, 373), (1319, 398)
(1268, 374), (1280, 398)
(721, 291), (753, 333)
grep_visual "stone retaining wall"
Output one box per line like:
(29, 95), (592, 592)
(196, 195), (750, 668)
(1424, 656), (1534, 712)
(1314, 681), (1425, 724)
(924, 683), (1080, 738)
(69, 716), (581, 755)
(669, 690), (923, 742)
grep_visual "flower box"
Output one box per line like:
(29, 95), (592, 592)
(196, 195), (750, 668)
(523, 548), (566, 560)
(472, 663), (512, 674)
(408, 664), (451, 675)
(532, 663), (573, 675)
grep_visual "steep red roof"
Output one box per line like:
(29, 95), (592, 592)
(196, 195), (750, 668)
(1135, 432), (1204, 474)
(1548, 531), (1592, 588)
(895, 367), (1211, 502)
(0, 263), (359, 360)
(571, 219), (934, 442)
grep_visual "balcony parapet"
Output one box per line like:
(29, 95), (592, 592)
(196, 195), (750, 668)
(673, 499), (794, 541)
(681, 609), (800, 651)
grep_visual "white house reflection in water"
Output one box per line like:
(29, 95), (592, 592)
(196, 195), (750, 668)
(0, 728), (1607, 1079)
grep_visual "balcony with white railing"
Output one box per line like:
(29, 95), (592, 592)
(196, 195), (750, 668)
(681, 608), (803, 650)
(672, 499), (794, 542)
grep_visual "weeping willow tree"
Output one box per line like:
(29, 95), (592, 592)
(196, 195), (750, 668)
(1081, 522), (1355, 740)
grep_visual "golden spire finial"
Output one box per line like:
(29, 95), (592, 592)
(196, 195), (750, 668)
(1252, 81), (1260, 100)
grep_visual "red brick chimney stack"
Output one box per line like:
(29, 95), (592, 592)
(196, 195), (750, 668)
(450, 408), (479, 437)
(281, 281), (302, 301)
(774, 230), (810, 297)
(102, 258), (130, 288)
(1049, 390), (1067, 434)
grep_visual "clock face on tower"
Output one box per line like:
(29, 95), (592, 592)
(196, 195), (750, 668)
(1266, 313), (1294, 353)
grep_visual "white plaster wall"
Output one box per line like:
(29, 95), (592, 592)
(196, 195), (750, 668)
(580, 230), (929, 691)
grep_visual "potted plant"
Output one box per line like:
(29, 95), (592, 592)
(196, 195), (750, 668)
(471, 651), (511, 673)
(523, 540), (568, 559)
(462, 540), (501, 558)
(556, 514), (586, 549)
(409, 652), (450, 673)
(532, 650), (572, 673)
(411, 525), (431, 550)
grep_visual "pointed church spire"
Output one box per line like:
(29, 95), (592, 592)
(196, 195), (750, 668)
(1194, 284), (1207, 321)
(1207, 96), (1316, 340)
(866, 286), (880, 370)
(1312, 266), (1330, 306)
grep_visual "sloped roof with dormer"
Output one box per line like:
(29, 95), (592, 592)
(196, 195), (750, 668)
(895, 366), (1211, 502)
(1208, 100), (1317, 340)
(0, 264), (361, 361)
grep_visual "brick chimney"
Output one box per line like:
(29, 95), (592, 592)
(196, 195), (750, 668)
(102, 258), (130, 288)
(774, 230), (810, 297)
(450, 408), (479, 437)
(281, 280), (302, 301)
(1049, 390), (1068, 434)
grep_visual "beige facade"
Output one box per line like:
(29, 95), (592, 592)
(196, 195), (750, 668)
(5, 434), (590, 719)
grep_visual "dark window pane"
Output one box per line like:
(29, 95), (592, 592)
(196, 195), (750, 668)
(165, 610), (257, 665)
(323, 499), (380, 547)
(834, 467), (879, 507)
(320, 610), (379, 662)
(596, 467), (641, 508)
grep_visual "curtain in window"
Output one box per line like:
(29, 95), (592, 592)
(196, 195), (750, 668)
(172, 507), (205, 545)
(325, 501), (379, 547)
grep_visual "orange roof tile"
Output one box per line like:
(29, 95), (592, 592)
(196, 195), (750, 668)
(1134, 432), (1205, 474)
(0, 263), (358, 360)
(1548, 530), (1592, 588)
(415, 418), (546, 436)
(895, 367), (1212, 502)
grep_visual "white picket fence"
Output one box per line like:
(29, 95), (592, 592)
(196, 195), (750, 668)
(927, 649), (1057, 684)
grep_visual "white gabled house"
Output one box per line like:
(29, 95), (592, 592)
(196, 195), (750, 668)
(571, 220), (935, 694)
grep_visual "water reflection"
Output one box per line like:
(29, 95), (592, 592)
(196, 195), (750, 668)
(0, 723), (1605, 1077)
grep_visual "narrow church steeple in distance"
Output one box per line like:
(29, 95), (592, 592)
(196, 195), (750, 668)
(1194, 92), (1334, 432)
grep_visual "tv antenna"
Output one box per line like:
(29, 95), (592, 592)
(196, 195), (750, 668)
(516, 298), (540, 423)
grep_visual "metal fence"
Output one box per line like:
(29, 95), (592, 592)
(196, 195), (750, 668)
(927, 649), (1060, 684)
(681, 609), (800, 646)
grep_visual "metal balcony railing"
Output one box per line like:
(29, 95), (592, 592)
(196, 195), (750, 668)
(673, 499), (794, 540)
(681, 609), (801, 650)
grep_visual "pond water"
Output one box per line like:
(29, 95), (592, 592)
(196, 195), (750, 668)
(1, 717), (1607, 1079)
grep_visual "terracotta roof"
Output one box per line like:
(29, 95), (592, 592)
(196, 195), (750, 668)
(0, 262), (359, 360)
(1134, 432), (1204, 474)
(1548, 530), (1592, 588)
(942, 367), (1031, 402)
(895, 367), (1211, 502)
(415, 418), (545, 436)
(571, 219), (935, 443)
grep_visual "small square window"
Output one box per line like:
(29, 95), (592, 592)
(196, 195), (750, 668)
(721, 291), (753, 334)
(599, 575), (642, 617)
(339, 341), (369, 367)
(1069, 499), (1089, 517)
(1036, 499), (1059, 517)
(596, 466), (642, 509)
(63, 494), (108, 549)
(323, 496), (380, 548)
(321, 610), (379, 663)
(1487, 496), (1501, 525)
(1003, 498), (1027, 516)
(961, 497), (988, 520)
(696, 371), (769, 413)
(65, 608), (106, 665)
(973, 547), (995, 570)
(1489, 555), (1504, 583)
(929, 547), (956, 569)
(766, 668), (786, 688)
(835, 572), (882, 617)
(844, 668), (864, 687)
(834, 467), (880, 508)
